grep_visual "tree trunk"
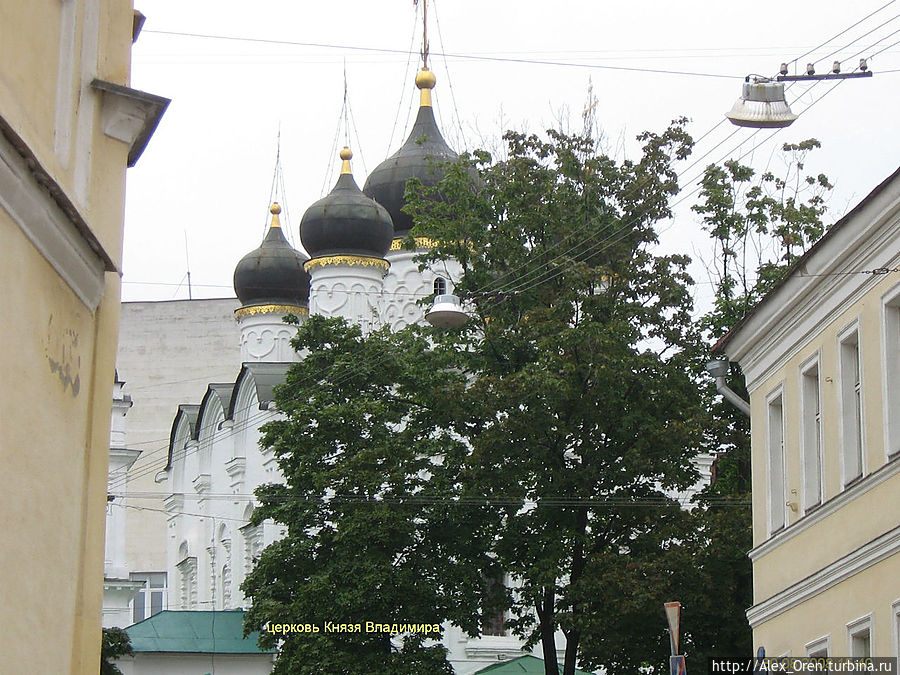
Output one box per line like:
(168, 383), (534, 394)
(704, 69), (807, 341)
(563, 506), (589, 675)
(563, 630), (580, 675)
(539, 586), (557, 675)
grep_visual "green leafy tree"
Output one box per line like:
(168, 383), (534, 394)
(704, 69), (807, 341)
(243, 318), (501, 675)
(682, 140), (832, 672)
(100, 627), (132, 675)
(245, 119), (722, 675)
(407, 123), (708, 675)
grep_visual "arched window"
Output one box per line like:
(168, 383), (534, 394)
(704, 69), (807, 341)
(176, 541), (197, 609)
(222, 563), (232, 608)
(433, 277), (447, 296)
(218, 523), (232, 609)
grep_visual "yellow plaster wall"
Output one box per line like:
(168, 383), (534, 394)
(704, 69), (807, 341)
(0, 0), (133, 260)
(748, 270), (900, 652)
(0, 2), (62, 152)
(753, 554), (900, 658)
(0, 0), (135, 671)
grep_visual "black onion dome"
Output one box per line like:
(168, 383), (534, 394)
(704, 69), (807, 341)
(233, 203), (311, 307)
(300, 149), (394, 259)
(363, 70), (457, 237)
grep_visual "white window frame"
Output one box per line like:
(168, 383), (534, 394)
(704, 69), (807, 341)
(838, 323), (865, 486)
(805, 634), (829, 657)
(433, 276), (447, 296)
(847, 613), (873, 657)
(883, 283), (900, 460)
(800, 354), (824, 512)
(766, 386), (787, 534)
(129, 572), (167, 624)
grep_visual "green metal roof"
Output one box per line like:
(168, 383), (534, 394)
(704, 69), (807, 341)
(126, 610), (273, 654)
(475, 654), (595, 674)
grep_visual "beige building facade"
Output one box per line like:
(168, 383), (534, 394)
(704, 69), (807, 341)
(0, 1), (165, 671)
(714, 167), (900, 658)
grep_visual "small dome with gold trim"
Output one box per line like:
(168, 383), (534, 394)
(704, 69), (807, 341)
(363, 68), (458, 238)
(233, 203), (311, 308)
(300, 147), (394, 259)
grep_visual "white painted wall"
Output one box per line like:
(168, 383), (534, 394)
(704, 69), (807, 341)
(115, 653), (275, 675)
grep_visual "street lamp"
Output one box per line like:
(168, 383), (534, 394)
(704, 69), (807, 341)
(725, 61), (873, 129)
(725, 78), (797, 128)
(425, 294), (469, 329)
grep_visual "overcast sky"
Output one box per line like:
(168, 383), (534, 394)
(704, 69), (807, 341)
(122, 0), (900, 309)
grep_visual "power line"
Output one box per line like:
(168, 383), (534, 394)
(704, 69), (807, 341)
(118, 10), (898, 497)
(788, 0), (898, 68)
(117, 491), (749, 508)
(142, 29), (741, 80)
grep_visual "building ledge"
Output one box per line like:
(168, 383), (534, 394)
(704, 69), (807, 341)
(747, 524), (900, 628)
(91, 79), (169, 167)
(750, 453), (900, 562)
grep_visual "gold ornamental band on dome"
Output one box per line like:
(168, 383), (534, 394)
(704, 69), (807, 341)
(303, 255), (391, 273)
(234, 304), (308, 319)
(389, 237), (438, 251)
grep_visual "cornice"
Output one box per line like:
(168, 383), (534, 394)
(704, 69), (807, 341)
(163, 492), (184, 516)
(234, 304), (307, 319)
(747, 524), (900, 628)
(0, 115), (113, 310)
(304, 255), (390, 273)
(750, 454), (900, 561)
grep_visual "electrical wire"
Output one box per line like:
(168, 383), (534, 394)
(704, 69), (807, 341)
(113, 75), (862, 491)
(142, 29), (741, 80)
(116, 489), (748, 509)
(386, 4), (421, 155)
(787, 0), (898, 68)
(432, 0), (468, 152)
(813, 13), (900, 68)
(117, 10), (900, 497)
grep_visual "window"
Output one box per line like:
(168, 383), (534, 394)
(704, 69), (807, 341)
(219, 524), (233, 609)
(433, 277), (447, 296)
(805, 635), (829, 657)
(801, 358), (824, 511)
(847, 615), (872, 657)
(839, 328), (864, 485)
(767, 390), (786, 533)
(130, 572), (166, 624)
(482, 574), (507, 637)
(176, 557), (197, 609)
(884, 286), (900, 458)
(242, 523), (263, 579)
(222, 563), (232, 608)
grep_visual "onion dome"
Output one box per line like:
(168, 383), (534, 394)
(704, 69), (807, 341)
(300, 147), (394, 259)
(233, 203), (311, 307)
(363, 68), (458, 237)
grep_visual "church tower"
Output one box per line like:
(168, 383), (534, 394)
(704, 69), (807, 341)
(232, 202), (311, 362)
(363, 66), (462, 330)
(300, 147), (394, 333)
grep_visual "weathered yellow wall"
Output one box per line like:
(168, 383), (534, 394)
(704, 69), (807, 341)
(0, 0), (135, 671)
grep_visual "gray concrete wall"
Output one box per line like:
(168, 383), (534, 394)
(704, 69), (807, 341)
(115, 298), (242, 577)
